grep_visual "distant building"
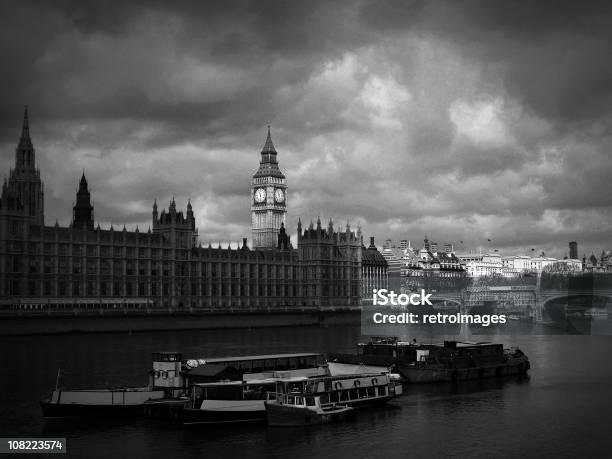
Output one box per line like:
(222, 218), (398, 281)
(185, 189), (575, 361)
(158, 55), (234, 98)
(361, 237), (388, 302)
(381, 247), (403, 292)
(569, 241), (578, 260)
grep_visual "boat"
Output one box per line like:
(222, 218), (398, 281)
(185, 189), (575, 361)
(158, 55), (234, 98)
(328, 337), (530, 383)
(180, 365), (400, 425)
(265, 393), (353, 427)
(179, 364), (331, 425)
(264, 372), (396, 426)
(41, 353), (184, 418)
(40, 387), (168, 418)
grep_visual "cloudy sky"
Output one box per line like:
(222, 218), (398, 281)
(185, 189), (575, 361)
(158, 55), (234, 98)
(1, 0), (611, 258)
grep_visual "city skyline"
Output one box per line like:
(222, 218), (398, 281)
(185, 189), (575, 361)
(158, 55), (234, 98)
(1, 1), (612, 258)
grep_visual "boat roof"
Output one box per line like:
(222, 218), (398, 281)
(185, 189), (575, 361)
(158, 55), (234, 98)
(193, 377), (278, 387)
(185, 364), (239, 377)
(191, 372), (388, 387)
(360, 340), (498, 348)
(268, 373), (386, 383)
(193, 353), (321, 363)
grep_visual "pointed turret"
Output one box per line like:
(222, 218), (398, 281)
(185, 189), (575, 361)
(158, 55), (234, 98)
(15, 105), (35, 170)
(253, 125), (284, 178)
(72, 171), (94, 230)
(262, 125), (276, 154)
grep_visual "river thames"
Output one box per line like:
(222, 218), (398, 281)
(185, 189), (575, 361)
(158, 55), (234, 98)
(1, 322), (612, 458)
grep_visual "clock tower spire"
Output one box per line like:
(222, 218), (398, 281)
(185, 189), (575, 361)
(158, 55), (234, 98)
(251, 126), (287, 249)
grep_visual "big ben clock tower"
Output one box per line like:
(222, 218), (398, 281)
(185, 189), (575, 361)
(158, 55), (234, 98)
(251, 126), (287, 249)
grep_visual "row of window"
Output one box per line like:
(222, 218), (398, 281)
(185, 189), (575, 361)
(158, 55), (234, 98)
(6, 257), (301, 278)
(5, 279), (307, 298)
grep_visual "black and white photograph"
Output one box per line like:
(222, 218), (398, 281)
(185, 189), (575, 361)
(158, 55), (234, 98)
(1, 1), (612, 457)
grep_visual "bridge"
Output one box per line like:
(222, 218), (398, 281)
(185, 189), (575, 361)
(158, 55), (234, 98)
(418, 274), (612, 323)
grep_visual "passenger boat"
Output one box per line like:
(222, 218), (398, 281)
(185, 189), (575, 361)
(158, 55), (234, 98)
(180, 356), (401, 425)
(329, 337), (530, 383)
(179, 355), (331, 425)
(265, 393), (353, 427)
(264, 373), (396, 426)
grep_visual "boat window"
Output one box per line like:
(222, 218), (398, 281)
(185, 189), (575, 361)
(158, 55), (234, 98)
(288, 396), (295, 405)
(203, 385), (242, 401)
(244, 384), (269, 400)
(320, 393), (330, 405)
(340, 390), (349, 402)
(306, 397), (316, 406)
(236, 361), (253, 372)
(359, 388), (367, 398)
(276, 358), (289, 370)
(349, 389), (358, 400)
(193, 386), (204, 401)
(367, 387), (375, 397)
(295, 396), (303, 405)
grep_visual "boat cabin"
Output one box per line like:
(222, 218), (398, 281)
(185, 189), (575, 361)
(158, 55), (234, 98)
(358, 338), (505, 367)
(189, 379), (277, 409)
(182, 353), (327, 381)
(150, 352), (184, 389)
(269, 374), (391, 407)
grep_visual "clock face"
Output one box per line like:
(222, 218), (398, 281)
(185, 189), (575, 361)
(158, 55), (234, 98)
(274, 188), (285, 203)
(254, 188), (266, 203)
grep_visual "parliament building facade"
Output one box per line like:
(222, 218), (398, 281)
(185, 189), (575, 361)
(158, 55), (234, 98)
(0, 109), (387, 311)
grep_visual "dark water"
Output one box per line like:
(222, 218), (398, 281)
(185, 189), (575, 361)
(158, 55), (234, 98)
(1, 324), (612, 458)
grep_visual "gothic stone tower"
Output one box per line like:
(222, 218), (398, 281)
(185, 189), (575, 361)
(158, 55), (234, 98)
(251, 127), (287, 249)
(297, 218), (362, 307)
(72, 172), (94, 230)
(152, 197), (198, 249)
(0, 106), (45, 226)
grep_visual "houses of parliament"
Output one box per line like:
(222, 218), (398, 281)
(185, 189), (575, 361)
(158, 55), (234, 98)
(0, 108), (387, 311)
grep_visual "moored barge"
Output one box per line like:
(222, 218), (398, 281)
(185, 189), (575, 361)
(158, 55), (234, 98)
(329, 337), (530, 383)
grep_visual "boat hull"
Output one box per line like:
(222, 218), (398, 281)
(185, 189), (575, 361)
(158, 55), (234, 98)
(180, 407), (266, 425)
(180, 400), (267, 425)
(265, 402), (353, 427)
(398, 358), (530, 383)
(40, 401), (144, 418)
(40, 388), (166, 418)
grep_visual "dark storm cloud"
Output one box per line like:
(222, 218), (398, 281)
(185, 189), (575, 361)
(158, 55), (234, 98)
(1, 0), (612, 256)
(359, 0), (612, 125)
